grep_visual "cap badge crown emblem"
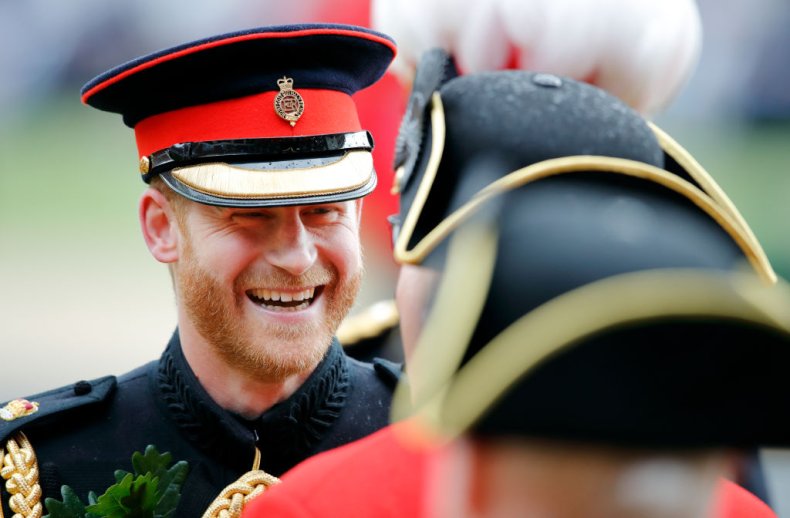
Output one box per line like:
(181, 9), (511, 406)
(274, 77), (305, 127)
(0, 399), (39, 421)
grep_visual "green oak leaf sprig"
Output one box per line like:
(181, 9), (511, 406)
(43, 445), (189, 518)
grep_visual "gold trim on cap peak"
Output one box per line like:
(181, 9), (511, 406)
(170, 150), (373, 200)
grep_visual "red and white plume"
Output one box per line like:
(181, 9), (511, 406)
(372, 0), (701, 115)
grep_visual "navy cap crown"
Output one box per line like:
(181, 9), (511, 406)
(81, 24), (397, 128)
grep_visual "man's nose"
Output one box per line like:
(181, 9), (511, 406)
(263, 214), (317, 276)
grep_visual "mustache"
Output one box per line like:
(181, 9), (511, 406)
(236, 265), (336, 289)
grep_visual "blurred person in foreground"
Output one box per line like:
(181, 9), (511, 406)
(0, 24), (402, 517)
(400, 198), (790, 518)
(241, 51), (785, 517)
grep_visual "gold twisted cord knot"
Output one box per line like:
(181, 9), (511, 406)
(201, 470), (280, 518)
(1, 433), (43, 518)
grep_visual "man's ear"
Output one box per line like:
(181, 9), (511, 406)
(429, 436), (482, 518)
(466, 439), (488, 515)
(139, 188), (180, 263)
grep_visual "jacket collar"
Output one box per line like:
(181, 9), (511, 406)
(156, 330), (350, 474)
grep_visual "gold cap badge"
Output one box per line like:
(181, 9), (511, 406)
(0, 399), (39, 421)
(274, 77), (305, 127)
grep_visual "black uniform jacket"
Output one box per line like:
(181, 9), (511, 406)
(1, 330), (397, 516)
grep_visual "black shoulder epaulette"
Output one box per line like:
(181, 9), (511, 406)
(373, 358), (404, 389)
(0, 376), (117, 443)
(337, 299), (399, 346)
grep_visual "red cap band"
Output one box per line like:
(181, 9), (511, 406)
(134, 89), (361, 157)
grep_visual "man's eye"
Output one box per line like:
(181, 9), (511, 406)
(305, 207), (336, 216)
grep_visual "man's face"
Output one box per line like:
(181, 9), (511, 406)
(173, 200), (363, 381)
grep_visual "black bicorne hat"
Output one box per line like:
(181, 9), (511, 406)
(400, 162), (790, 449)
(390, 49), (774, 283)
(389, 54), (787, 448)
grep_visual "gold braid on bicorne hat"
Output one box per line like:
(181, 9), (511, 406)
(1, 433), (43, 518)
(201, 447), (280, 518)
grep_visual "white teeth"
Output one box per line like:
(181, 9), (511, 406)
(292, 288), (315, 302)
(249, 287), (317, 305)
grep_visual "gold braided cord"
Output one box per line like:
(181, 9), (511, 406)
(1, 433), (42, 518)
(201, 470), (280, 518)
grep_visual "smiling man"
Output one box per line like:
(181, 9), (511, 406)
(0, 24), (398, 517)
(149, 187), (365, 416)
